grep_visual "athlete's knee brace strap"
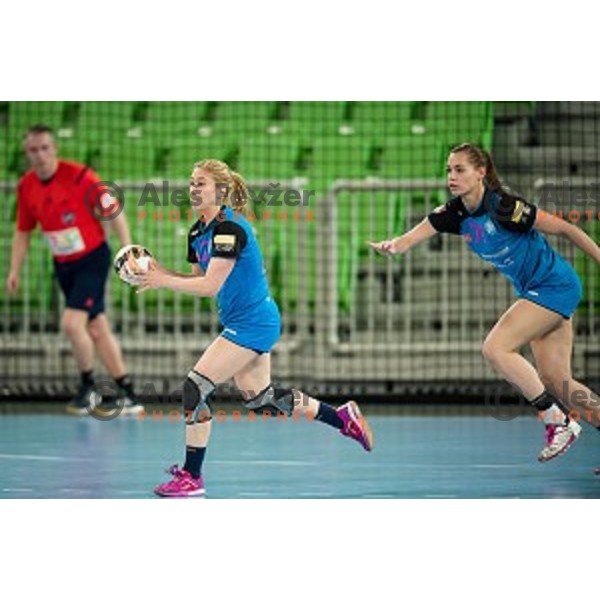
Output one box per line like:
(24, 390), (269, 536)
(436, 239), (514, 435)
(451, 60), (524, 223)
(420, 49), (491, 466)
(184, 370), (215, 424)
(243, 385), (295, 417)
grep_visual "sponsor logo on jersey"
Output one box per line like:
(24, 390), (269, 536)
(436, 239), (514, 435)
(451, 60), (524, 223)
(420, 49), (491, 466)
(62, 211), (75, 225)
(484, 219), (497, 234)
(194, 238), (211, 264)
(214, 234), (236, 253)
(511, 200), (525, 223)
(463, 222), (485, 244)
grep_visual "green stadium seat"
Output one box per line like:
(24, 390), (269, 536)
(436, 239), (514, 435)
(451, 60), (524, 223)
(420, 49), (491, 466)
(493, 101), (536, 120)
(379, 138), (447, 179)
(0, 102), (9, 139)
(146, 102), (208, 122)
(142, 102), (211, 145)
(78, 101), (137, 142)
(347, 101), (415, 138)
(352, 101), (414, 123)
(287, 101), (347, 124)
(80, 101), (136, 122)
(217, 101), (278, 122)
(307, 137), (373, 179)
(238, 136), (300, 181)
(0, 143), (11, 179)
(274, 102), (347, 141)
(6, 143), (30, 177)
(161, 139), (238, 180)
(424, 101), (491, 121)
(87, 141), (156, 180)
(418, 101), (494, 148)
(9, 101), (65, 136)
(414, 120), (491, 147)
(54, 138), (88, 165)
(279, 121), (344, 140)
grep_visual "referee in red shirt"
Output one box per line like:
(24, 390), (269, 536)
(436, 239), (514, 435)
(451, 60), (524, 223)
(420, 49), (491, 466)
(6, 125), (143, 416)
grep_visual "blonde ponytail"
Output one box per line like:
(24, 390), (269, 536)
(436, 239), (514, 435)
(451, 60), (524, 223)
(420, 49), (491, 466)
(229, 171), (249, 214)
(193, 159), (248, 214)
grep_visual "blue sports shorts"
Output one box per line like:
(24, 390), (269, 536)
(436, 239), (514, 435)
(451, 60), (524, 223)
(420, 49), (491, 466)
(220, 298), (282, 354)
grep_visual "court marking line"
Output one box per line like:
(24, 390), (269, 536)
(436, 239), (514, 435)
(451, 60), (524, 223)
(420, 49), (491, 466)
(0, 453), (96, 462)
(467, 464), (530, 469)
(211, 460), (315, 466)
(360, 494), (400, 498)
(425, 494), (458, 498)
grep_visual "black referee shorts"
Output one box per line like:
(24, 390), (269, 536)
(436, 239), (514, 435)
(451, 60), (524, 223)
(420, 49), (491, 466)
(53, 242), (111, 319)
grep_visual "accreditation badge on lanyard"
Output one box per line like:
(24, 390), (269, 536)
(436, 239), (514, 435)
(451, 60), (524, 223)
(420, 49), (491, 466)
(44, 227), (85, 256)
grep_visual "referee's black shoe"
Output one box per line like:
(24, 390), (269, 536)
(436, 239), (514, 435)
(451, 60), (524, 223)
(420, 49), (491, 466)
(66, 384), (102, 416)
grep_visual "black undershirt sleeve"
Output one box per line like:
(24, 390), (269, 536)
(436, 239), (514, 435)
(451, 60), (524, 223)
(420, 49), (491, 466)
(427, 198), (463, 235)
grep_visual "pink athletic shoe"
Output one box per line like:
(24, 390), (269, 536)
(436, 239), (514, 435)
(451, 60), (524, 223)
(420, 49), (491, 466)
(336, 401), (374, 451)
(154, 465), (205, 497)
(537, 421), (582, 462)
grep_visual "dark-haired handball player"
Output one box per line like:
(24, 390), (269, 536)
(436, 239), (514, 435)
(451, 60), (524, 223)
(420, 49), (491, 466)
(134, 159), (373, 497)
(5, 125), (143, 416)
(370, 143), (600, 466)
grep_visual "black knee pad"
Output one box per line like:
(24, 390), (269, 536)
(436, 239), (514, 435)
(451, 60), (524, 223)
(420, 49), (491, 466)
(184, 371), (215, 424)
(243, 385), (295, 417)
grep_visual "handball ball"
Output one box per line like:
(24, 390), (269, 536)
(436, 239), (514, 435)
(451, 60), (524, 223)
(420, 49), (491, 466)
(114, 244), (153, 285)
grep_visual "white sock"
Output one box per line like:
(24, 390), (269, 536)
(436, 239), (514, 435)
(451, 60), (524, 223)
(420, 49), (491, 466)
(541, 404), (568, 426)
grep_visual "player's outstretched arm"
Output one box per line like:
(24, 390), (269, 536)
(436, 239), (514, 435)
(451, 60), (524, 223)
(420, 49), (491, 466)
(535, 209), (600, 265)
(368, 217), (438, 256)
(130, 256), (203, 280)
(154, 265), (201, 279)
(136, 257), (234, 296)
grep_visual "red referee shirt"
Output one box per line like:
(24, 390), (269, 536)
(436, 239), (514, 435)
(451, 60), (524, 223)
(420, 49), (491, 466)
(17, 160), (117, 263)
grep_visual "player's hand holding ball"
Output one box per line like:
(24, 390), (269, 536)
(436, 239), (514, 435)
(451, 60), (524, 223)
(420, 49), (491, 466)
(114, 244), (154, 284)
(114, 244), (168, 293)
(135, 257), (169, 293)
